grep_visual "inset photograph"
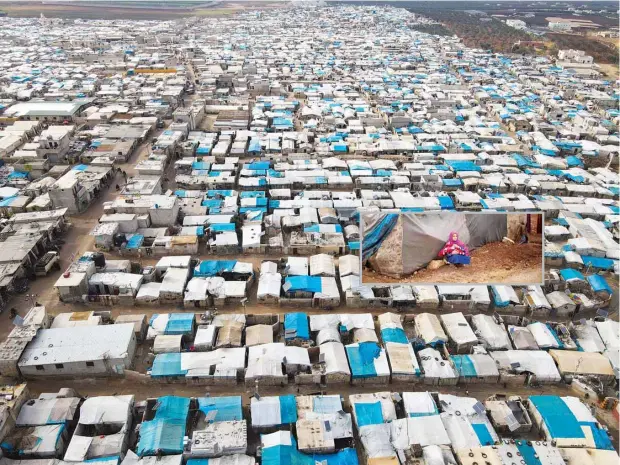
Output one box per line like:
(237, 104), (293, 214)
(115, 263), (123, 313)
(361, 212), (543, 285)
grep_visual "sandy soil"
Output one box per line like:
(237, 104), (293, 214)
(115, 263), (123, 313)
(363, 241), (543, 285)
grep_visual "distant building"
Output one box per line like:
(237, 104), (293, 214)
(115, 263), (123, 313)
(548, 21), (572, 31)
(506, 19), (527, 30)
(558, 49), (594, 64)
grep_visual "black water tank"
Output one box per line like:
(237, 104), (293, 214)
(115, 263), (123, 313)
(113, 233), (126, 247)
(93, 252), (106, 268)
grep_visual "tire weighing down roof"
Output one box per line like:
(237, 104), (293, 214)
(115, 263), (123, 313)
(362, 212), (508, 277)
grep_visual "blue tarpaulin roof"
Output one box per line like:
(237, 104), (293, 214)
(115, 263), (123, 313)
(0, 196), (17, 207)
(197, 396), (242, 422)
(7, 172), (28, 179)
(346, 342), (380, 379)
(137, 396), (190, 456)
(559, 268), (585, 281)
(445, 160), (481, 172)
(354, 402), (383, 427)
(471, 423), (494, 446)
(304, 224), (343, 233)
(248, 161), (270, 170)
(587, 274), (613, 295)
(529, 396), (584, 439)
(438, 196), (454, 210)
(126, 234), (144, 249)
(150, 355), (183, 379)
(381, 327), (408, 344)
(284, 313), (310, 340)
(262, 438), (358, 465)
(149, 313), (194, 335)
(450, 355), (477, 377)
(581, 256), (615, 271)
(284, 276), (322, 293)
(443, 178), (463, 186)
(194, 260), (237, 277)
(279, 395), (297, 424)
(210, 223), (236, 232)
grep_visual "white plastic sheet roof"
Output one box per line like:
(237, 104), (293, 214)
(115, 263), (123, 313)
(391, 415), (451, 449)
(490, 350), (561, 382)
(440, 312), (477, 346)
(471, 314), (511, 350)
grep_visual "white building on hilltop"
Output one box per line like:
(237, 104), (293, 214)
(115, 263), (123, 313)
(506, 19), (527, 30)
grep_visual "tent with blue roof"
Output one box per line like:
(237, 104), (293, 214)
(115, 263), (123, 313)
(283, 276), (322, 294)
(150, 313), (195, 336)
(445, 160), (481, 172)
(150, 353), (186, 378)
(250, 395), (297, 428)
(194, 260), (237, 277)
(528, 395), (614, 450)
(137, 396), (190, 456)
(559, 268), (585, 283)
(284, 313), (310, 341)
(261, 432), (358, 465)
(345, 342), (389, 380)
(587, 274), (613, 298)
(581, 256), (615, 271)
(196, 396), (242, 422)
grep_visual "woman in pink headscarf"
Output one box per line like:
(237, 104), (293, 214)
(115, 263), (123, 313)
(438, 231), (470, 265)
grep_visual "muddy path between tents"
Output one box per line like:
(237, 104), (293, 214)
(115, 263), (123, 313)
(363, 241), (544, 285)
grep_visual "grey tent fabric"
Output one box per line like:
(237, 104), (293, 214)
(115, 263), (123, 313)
(365, 212), (509, 277)
(465, 213), (507, 248)
(400, 213), (469, 276)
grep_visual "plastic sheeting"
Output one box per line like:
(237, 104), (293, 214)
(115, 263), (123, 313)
(361, 213), (399, 261)
(261, 432), (358, 465)
(283, 276), (322, 293)
(194, 261), (237, 277)
(197, 396), (242, 422)
(137, 396), (190, 456)
(345, 342), (389, 379)
(471, 315), (511, 350)
(284, 313), (310, 340)
(366, 212), (508, 276)
(490, 350), (561, 382)
(250, 396), (297, 428)
(402, 392), (438, 417)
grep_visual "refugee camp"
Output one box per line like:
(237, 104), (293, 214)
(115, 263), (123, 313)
(0, 2), (616, 465)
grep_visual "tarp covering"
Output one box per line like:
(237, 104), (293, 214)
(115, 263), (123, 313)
(197, 396), (242, 422)
(365, 212), (508, 277)
(137, 396), (190, 456)
(283, 276), (322, 293)
(346, 342), (381, 378)
(150, 353), (187, 377)
(380, 327), (408, 344)
(588, 275), (613, 295)
(529, 395), (584, 439)
(284, 313), (310, 340)
(150, 313), (194, 335)
(251, 396), (297, 427)
(194, 260), (237, 277)
(262, 433), (358, 465)
(354, 402), (384, 427)
(361, 213), (399, 261)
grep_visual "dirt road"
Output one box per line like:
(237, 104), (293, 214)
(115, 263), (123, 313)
(364, 241), (543, 285)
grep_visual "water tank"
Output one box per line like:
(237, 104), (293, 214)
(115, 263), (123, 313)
(93, 252), (106, 268)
